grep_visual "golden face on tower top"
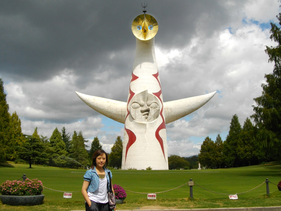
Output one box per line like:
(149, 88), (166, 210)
(131, 14), (158, 41)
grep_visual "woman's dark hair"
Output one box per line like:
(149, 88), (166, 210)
(91, 149), (108, 169)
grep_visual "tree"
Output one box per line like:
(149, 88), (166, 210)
(7, 112), (25, 160)
(183, 156), (199, 169)
(89, 137), (102, 160)
(69, 131), (89, 168)
(168, 155), (190, 170)
(32, 127), (40, 139)
(223, 114), (242, 167)
(239, 118), (264, 166)
(214, 134), (224, 168)
(0, 78), (10, 162)
(49, 128), (67, 167)
(32, 128), (49, 165)
(18, 128), (47, 168)
(109, 136), (123, 168)
(61, 127), (71, 154)
(39, 135), (51, 165)
(75, 131), (88, 167)
(198, 137), (216, 168)
(252, 13), (281, 162)
(49, 128), (67, 156)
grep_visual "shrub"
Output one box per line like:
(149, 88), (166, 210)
(113, 184), (127, 199)
(0, 178), (43, 195)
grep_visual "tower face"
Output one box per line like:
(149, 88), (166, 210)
(122, 14), (168, 170)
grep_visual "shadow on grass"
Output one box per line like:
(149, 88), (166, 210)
(230, 162), (281, 177)
(0, 162), (14, 168)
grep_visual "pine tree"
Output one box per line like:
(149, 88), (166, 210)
(6, 112), (25, 160)
(61, 127), (71, 154)
(252, 13), (281, 162)
(214, 134), (224, 168)
(32, 128), (49, 165)
(76, 131), (89, 167)
(198, 137), (216, 168)
(49, 128), (67, 156)
(223, 114), (242, 167)
(109, 136), (123, 168)
(89, 137), (102, 160)
(238, 118), (263, 166)
(68, 131), (79, 167)
(0, 78), (10, 162)
(32, 127), (40, 139)
(49, 128), (67, 167)
(18, 128), (46, 168)
(69, 131), (89, 168)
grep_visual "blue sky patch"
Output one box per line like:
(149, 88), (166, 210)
(101, 116), (123, 132)
(242, 18), (273, 31)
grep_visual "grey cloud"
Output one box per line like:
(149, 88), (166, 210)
(0, 0), (247, 83)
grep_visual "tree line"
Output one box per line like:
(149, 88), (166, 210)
(199, 13), (281, 168)
(0, 83), (123, 169)
(199, 115), (264, 168)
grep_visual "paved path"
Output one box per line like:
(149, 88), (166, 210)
(73, 207), (281, 211)
(118, 207), (281, 211)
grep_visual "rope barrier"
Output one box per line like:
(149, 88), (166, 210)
(43, 179), (275, 197)
(44, 183), (188, 195)
(269, 180), (281, 188)
(194, 181), (266, 196)
(194, 182), (229, 196)
(43, 186), (80, 193)
(236, 181), (265, 195)
(125, 182), (187, 195)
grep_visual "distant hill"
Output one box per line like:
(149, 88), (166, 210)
(183, 155), (198, 169)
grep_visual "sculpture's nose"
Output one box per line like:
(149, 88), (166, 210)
(141, 20), (148, 39)
(141, 105), (150, 113)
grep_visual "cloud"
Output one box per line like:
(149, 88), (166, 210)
(244, 0), (279, 23)
(168, 139), (200, 157)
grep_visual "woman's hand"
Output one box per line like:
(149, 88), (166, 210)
(81, 180), (91, 207)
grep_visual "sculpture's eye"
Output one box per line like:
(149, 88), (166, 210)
(132, 102), (140, 109)
(148, 25), (153, 30)
(149, 102), (159, 109)
(137, 25), (142, 30)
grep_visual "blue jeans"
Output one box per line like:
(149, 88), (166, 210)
(85, 201), (109, 211)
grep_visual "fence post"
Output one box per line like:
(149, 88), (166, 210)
(189, 178), (193, 199)
(266, 178), (269, 196)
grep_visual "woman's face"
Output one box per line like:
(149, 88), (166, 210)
(96, 153), (106, 169)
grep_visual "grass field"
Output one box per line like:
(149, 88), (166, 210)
(0, 162), (281, 210)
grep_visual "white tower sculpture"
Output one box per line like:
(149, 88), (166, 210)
(76, 8), (216, 170)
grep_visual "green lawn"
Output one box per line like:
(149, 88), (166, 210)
(0, 162), (281, 210)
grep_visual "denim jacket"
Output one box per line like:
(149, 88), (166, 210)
(83, 167), (112, 193)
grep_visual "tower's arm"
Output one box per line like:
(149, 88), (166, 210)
(163, 91), (216, 124)
(76, 91), (127, 124)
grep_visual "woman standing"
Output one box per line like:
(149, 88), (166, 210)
(82, 149), (114, 211)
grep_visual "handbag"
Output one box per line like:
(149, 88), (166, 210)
(107, 172), (116, 210)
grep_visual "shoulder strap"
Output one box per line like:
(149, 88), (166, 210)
(108, 171), (113, 192)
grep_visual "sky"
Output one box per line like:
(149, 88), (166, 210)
(0, 0), (280, 157)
